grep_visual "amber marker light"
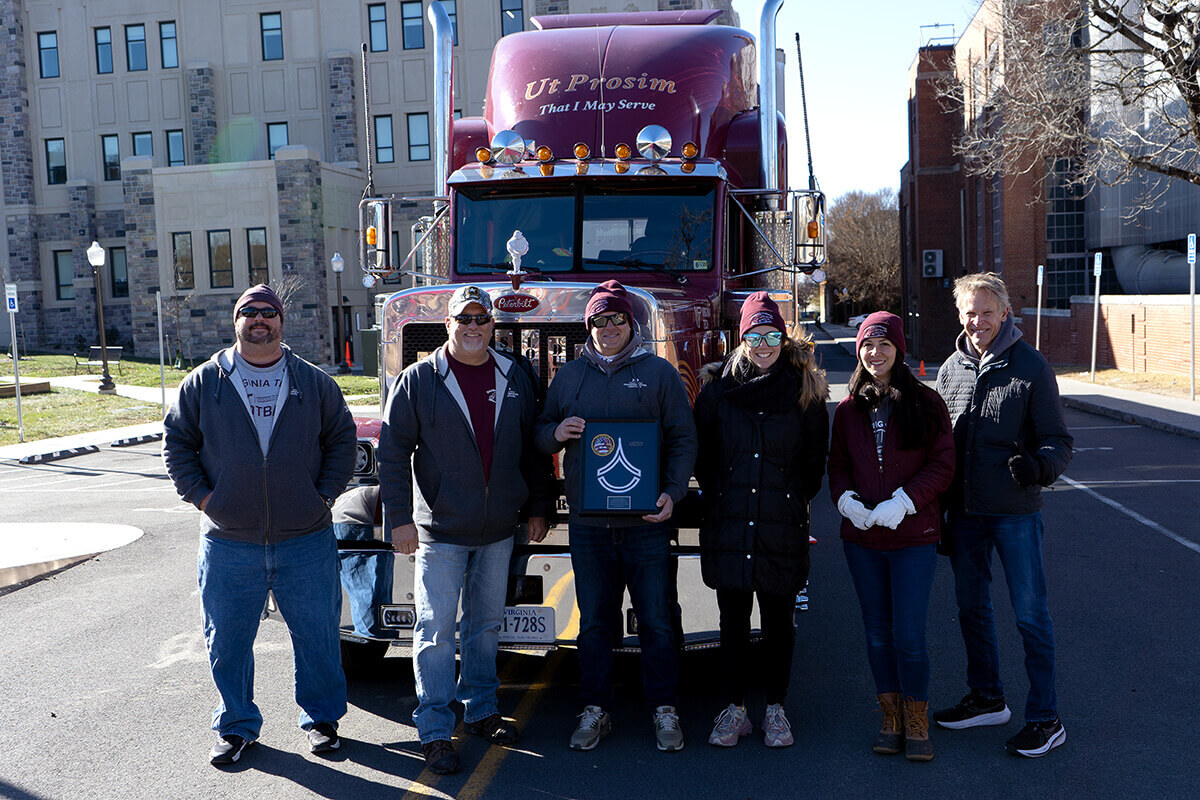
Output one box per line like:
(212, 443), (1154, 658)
(681, 141), (699, 159)
(614, 143), (632, 160)
(475, 146), (493, 164)
(536, 145), (554, 162)
(539, 163), (554, 176)
(807, 220), (820, 238)
(614, 161), (630, 174)
(573, 142), (590, 160)
(680, 161), (696, 174)
(366, 226), (378, 246)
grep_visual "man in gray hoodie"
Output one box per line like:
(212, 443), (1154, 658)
(163, 284), (357, 766)
(537, 280), (697, 753)
(934, 272), (1073, 758)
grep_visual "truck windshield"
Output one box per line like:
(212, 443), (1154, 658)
(455, 184), (715, 276)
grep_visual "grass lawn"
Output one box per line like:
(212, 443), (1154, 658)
(0, 388), (164, 446)
(7, 353), (193, 388)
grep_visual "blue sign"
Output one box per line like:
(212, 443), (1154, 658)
(1189, 233), (1196, 265)
(578, 419), (660, 515)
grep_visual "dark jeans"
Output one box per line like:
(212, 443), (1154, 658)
(842, 541), (937, 701)
(948, 512), (1057, 722)
(716, 589), (795, 707)
(569, 522), (678, 709)
(334, 521), (394, 638)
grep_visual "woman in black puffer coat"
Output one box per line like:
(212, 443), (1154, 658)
(693, 292), (829, 750)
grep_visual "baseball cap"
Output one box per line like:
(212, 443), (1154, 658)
(448, 285), (493, 316)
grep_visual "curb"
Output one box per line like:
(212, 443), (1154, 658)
(18, 445), (101, 465)
(111, 432), (163, 448)
(1060, 396), (1200, 442)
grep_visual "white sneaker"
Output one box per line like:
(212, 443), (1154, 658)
(569, 706), (611, 751)
(763, 703), (794, 747)
(708, 704), (752, 747)
(653, 706), (684, 751)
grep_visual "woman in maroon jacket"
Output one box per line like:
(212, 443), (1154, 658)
(828, 312), (955, 762)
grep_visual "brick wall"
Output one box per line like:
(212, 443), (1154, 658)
(122, 158), (160, 357)
(187, 64), (217, 166)
(328, 54), (358, 164)
(274, 147), (331, 362)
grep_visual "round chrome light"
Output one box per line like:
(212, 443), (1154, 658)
(636, 125), (672, 161)
(490, 130), (526, 165)
(614, 142), (632, 160)
(574, 142), (590, 160)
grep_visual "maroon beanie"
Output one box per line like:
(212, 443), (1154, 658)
(585, 280), (635, 321)
(234, 284), (284, 319)
(855, 311), (906, 361)
(738, 291), (786, 338)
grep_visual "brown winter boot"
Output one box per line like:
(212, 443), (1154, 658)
(903, 697), (934, 762)
(873, 693), (903, 755)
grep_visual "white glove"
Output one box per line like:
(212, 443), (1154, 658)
(837, 491), (872, 531)
(866, 488), (916, 530)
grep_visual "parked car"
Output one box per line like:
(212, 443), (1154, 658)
(848, 313), (871, 329)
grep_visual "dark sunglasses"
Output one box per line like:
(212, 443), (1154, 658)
(589, 312), (629, 329)
(238, 307), (279, 319)
(743, 331), (783, 347)
(453, 313), (493, 326)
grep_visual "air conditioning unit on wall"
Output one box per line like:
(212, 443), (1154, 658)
(922, 249), (943, 278)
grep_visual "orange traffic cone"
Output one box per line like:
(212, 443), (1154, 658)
(918, 361), (926, 377)
(345, 341), (353, 369)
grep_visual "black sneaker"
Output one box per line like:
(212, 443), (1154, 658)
(422, 739), (460, 775)
(209, 734), (252, 766)
(933, 691), (1012, 729)
(307, 722), (341, 753)
(1006, 718), (1066, 757)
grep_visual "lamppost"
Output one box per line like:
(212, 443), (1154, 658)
(85, 241), (116, 394)
(331, 251), (349, 373)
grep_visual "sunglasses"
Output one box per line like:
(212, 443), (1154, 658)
(589, 312), (630, 329)
(453, 313), (493, 326)
(743, 331), (783, 347)
(238, 307), (279, 319)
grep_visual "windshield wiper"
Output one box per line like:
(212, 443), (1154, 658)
(583, 257), (688, 286)
(465, 263), (556, 281)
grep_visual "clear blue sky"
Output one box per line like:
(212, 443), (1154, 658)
(731, 0), (980, 203)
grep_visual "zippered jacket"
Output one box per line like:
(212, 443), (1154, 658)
(935, 317), (1073, 515)
(378, 346), (552, 546)
(828, 383), (956, 550)
(163, 345), (357, 543)
(535, 346), (697, 528)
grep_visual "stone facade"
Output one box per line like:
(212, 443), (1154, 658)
(122, 158), (160, 357)
(328, 54), (358, 164)
(187, 64), (218, 166)
(1, 0), (38, 339)
(274, 147), (331, 361)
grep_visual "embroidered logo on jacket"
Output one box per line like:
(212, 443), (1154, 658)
(624, 378), (648, 389)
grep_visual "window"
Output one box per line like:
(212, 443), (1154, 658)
(95, 28), (113, 74)
(38, 32), (59, 79)
(368, 4), (388, 52)
(172, 232), (194, 290)
(445, 1), (458, 45)
(109, 247), (129, 298)
(208, 230), (233, 288)
(160, 22), (178, 69)
(101, 135), (120, 181)
(45, 138), (66, 184)
(132, 132), (153, 157)
(266, 123), (288, 158)
(375, 115), (394, 163)
(401, 1), (424, 49)
(126, 24), (147, 71)
(407, 113), (430, 161)
(166, 130), (185, 166)
(501, 0), (523, 36)
(260, 13), (283, 61)
(247, 229), (269, 285)
(54, 250), (74, 300)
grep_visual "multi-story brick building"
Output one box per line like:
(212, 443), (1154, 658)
(1, 0), (735, 363)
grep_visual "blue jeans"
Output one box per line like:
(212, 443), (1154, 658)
(948, 512), (1057, 722)
(842, 541), (937, 701)
(412, 536), (514, 745)
(335, 521), (394, 638)
(569, 522), (678, 709)
(197, 528), (347, 740)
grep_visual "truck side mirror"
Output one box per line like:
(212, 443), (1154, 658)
(360, 198), (392, 273)
(793, 190), (826, 268)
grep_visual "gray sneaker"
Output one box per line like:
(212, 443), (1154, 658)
(653, 706), (684, 751)
(569, 706), (611, 751)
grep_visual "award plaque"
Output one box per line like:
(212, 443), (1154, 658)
(579, 419), (660, 515)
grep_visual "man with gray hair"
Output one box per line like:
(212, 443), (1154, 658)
(934, 272), (1073, 758)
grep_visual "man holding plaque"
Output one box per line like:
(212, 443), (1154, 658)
(536, 280), (697, 753)
(378, 285), (551, 775)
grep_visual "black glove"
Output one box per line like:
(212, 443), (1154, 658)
(1008, 442), (1043, 487)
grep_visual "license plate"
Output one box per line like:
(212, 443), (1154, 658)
(500, 606), (554, 643)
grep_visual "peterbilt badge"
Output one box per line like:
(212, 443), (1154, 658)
(494, 294), (540, 313)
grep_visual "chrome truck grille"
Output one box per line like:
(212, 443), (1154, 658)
(401, 322), (589, 386)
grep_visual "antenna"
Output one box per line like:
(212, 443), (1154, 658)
(361, 43), (374, 197)
(794, 33), (816, 191)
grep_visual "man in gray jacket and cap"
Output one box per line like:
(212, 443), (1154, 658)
(378, 284), (551, 776)
(163, 284), (357, 766)
(934, 272), (1073, 758)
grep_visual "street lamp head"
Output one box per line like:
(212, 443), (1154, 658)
(331, 251), (344, 273)
(87, 241), (105, 268)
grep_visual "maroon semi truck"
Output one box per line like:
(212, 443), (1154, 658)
(335, 0), (825, 661)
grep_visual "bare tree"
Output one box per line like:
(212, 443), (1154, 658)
(948, 0), (1200, 209)
(824, 190), (900, 311)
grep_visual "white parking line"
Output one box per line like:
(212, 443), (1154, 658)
(0, 476), (170, 492)
(1070, 425), (1141, 431)
(1061, 475), (1200, 555)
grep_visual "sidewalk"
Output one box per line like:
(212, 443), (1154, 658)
(820, 322), (1200, 440)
